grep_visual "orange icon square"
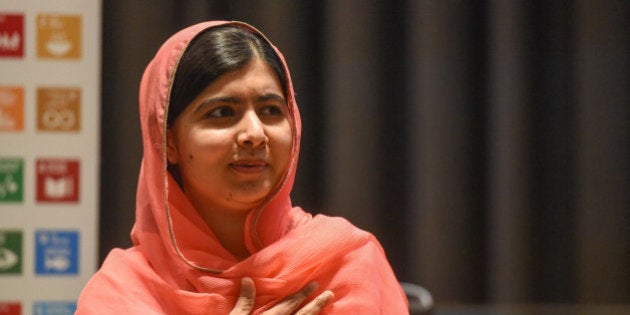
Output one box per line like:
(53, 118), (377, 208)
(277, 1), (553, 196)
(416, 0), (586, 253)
(37, 14), (81, 59)
(37, 87), (81, 132)
(0, 86), (24, 131)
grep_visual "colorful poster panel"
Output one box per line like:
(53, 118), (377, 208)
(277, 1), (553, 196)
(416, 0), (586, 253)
(0, 302), (21, 315)
(0, 86), (24, 131)
(33, 301), (76, 315)
(0, 14), (24, 58)
(35, 230), (79, 275)
(0, 230), (22, 274)
(37, 87), (81, 132)
(0, 158), (23, 203)
(36, 158), (79, 203)
(37, 14), (81, 60)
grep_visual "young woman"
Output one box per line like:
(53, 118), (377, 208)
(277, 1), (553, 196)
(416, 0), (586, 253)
(76, 21), (407, 314)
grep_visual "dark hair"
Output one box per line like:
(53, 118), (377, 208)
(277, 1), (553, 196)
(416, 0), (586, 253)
(167, 25), (287, 127)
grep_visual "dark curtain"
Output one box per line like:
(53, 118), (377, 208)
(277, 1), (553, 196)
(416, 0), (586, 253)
(100, 0), (630, 305)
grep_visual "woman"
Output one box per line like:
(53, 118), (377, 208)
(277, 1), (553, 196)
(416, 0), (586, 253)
(76, 21), (407, 314)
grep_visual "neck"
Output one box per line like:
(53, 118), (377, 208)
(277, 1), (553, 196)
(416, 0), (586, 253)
(199, 207), (252, 261)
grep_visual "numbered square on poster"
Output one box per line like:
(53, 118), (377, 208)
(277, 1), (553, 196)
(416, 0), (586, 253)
(35, 230), (79, 275)
(37, 87), (81, 132)
(0, 86), (24, 131)
(37, 14), (81, 59)
(0, 302), (21, 315)
(0, 158), (23, 203)
(0, 230), (22, 275)
(36, 159), (79, 203)
(33, 301), (76, 315)
(0, 13), (24, 58)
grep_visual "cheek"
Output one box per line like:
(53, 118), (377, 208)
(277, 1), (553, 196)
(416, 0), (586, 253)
(270, 123), (293, 159)
(181, 130), (233, 162)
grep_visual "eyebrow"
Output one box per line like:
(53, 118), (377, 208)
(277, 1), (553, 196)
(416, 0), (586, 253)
(193, 93), (286, 114)
(256, 93), (286, 104)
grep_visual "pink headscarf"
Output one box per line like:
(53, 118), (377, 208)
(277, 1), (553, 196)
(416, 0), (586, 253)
(76, 21), (407, 314)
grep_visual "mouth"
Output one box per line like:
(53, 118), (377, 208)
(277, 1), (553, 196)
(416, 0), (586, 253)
(230, 159), (268, 174)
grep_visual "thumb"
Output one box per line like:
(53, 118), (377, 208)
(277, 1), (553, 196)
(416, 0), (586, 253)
(229, 277), (256, 315)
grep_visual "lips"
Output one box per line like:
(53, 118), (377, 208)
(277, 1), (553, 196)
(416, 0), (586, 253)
(230, 159), (268, 174)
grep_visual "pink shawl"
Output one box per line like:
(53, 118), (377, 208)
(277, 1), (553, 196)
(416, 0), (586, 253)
(76, 21), (407, 314)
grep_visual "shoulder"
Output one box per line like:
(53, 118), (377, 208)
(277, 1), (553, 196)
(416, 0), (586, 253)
(96, 247), (153, 282)
(299, 215), (409, 312)
(308, 214), (377, 244)
(291, 213), (388, 265)
(75, 248), (161, 313)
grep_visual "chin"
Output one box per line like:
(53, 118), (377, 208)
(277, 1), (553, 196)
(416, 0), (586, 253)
(227, 180), (277, 205)
(237, 191), (273, 208)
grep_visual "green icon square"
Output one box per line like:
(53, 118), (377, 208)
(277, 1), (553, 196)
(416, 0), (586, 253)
(0, 230), (22, 274)
(0, 158), (23, 202)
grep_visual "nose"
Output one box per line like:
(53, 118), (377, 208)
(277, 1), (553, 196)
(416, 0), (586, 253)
(237, 110), (268, 148)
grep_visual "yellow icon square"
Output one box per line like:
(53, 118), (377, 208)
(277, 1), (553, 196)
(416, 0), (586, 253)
(37, 14), (81, 59)
(37, 87), (81, 131)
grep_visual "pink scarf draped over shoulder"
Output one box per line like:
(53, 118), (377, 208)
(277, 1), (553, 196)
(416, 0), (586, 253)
(76, 21), (408, 314)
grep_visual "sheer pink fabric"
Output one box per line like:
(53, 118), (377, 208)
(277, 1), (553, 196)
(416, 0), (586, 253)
(76, 21), (407, 314)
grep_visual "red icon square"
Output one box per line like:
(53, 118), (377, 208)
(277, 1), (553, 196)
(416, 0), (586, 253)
(36, 158), (80, 203)
(0, 302), (21, 315)
(0, 14), (24, 57)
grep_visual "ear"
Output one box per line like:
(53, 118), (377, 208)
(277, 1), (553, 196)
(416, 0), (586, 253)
(166, 129), (179, 165)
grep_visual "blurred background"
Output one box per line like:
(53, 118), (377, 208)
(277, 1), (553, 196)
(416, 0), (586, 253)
(99, 0), (629, 309)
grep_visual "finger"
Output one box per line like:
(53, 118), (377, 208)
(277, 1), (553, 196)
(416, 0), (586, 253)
(230, 277), (256, 315)
(295, 290), (334, 315)
(267, 282), (319, 314)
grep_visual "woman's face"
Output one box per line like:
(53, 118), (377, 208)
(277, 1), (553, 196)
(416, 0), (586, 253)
(166, 57), (292, 216)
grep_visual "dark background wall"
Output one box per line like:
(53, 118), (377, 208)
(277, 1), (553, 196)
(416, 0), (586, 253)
(99, 0), (629, 304)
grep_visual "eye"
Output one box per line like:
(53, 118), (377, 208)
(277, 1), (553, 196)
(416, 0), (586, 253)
(259, 105), (285, 116)
(206, 106), (235, 118)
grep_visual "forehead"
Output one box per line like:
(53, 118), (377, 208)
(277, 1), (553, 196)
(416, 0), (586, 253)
(195, 58), (284, 98)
